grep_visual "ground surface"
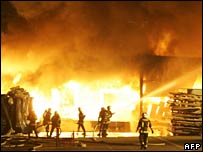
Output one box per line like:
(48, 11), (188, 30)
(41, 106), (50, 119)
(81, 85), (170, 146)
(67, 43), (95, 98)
(1, 132), (202, 151)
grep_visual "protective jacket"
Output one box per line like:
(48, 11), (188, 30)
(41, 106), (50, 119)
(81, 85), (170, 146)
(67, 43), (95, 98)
(137, 117), (152, 133)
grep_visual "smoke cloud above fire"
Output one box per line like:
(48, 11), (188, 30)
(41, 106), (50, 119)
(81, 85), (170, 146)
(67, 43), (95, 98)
(1, 1), (202, 92)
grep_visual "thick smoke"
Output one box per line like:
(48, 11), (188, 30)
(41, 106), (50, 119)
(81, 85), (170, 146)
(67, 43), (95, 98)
(1, 1), (202, 92)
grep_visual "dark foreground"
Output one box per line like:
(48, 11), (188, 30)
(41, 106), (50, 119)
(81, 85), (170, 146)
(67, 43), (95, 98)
(1, 134), (202, 151)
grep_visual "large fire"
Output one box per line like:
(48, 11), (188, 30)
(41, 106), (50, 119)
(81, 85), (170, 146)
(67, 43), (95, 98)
(1, 70), (201, 136)
(30, 80), (141, 121)
(1, 1), (202, 138)
(1, 33), (201, 136)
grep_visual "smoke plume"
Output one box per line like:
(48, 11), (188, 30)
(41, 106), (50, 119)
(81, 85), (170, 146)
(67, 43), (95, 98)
(1, 1), (202, 92)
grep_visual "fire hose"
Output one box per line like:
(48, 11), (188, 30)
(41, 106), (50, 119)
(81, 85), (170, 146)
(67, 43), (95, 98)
(36, 123), (62, 136)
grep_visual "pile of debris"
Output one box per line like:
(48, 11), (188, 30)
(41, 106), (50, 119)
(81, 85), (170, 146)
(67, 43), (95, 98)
(1, 135), (42, 151)
(168, 90), (202, 135)
(1, 86), (34, 135)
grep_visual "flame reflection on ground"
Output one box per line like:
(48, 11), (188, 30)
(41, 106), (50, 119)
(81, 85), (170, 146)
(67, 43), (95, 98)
(35, 131), (171, 138)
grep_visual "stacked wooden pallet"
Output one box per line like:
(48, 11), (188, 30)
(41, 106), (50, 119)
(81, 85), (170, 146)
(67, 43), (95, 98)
(168, 91), (202, 135)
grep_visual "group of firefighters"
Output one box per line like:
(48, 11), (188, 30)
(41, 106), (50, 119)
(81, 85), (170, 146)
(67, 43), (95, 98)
(27, 106), (153, 150)
(77, 105), (115, 138)
(27, 108), (61, 138)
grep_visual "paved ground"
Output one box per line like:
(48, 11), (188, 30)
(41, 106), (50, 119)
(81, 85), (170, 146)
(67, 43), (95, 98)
(1, 134), (202, 151)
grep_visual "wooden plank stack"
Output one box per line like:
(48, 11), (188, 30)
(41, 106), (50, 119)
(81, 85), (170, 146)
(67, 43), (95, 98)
(168, 90), (202, 136)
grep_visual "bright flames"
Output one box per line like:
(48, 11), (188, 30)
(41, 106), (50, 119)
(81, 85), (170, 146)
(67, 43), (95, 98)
(1, 69), (201, 136)
(28, 80), (140, 122)
(193, 74), (202, 89)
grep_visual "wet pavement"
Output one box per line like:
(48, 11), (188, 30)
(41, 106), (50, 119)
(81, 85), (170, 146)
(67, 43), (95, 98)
(1, 132), (202, 151)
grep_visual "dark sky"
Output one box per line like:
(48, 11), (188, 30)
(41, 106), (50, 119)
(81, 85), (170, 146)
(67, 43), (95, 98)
(1, 1), (202, 91)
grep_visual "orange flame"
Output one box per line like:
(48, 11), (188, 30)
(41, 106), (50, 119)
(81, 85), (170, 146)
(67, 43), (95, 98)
(193, 74), (202, 89)
(12, 73), (22, 84)
(155, 32), (171, 56)
(28, 80), (141, 122)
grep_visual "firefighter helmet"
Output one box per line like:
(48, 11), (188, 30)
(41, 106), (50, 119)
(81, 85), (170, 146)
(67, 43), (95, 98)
(142, 112), (148, 118)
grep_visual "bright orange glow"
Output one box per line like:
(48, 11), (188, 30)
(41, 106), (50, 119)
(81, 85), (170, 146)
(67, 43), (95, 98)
(12, 73), (22, 84)
(143, 83), (146, 94)
(149, 31), (173, 56)
(155, 32), (171, 56)
(0, 67), (198, 136)
(145, 66), (201, 97)
(147, 104), (152, 117)
(156, 106), (160, 115)
(193, 74), (202, 89)
(1, 1), (202, 138)
(30, 90), (48, 121)
(142, 97), (170, 117)
(26, 80), (140, 122)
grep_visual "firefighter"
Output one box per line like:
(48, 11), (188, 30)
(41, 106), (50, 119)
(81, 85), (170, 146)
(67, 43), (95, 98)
(43, 109), (47, 120)
(77, 107), (86, 137)
(97, 107), (107, 137)
(27, 110), (38, 138)
(43, 108), (52, 137)
(106, 106), (114, 125)
(136, 112), (154, 149)
(49, 111), (61, 138)
(98, 107), (106, 122)
(104, 106), (114, 136)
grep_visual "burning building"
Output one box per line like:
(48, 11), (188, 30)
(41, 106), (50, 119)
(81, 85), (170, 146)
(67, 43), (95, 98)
(1, 1), (202, 136)
(132, 55), (202, 135)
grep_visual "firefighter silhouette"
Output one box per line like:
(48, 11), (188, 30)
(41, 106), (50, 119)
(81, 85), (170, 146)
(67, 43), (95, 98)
(97, 106), (115, 138)
(77, 107), (86, 137)
(27, 110), (38, 138)
(49, 111), (61, 137)
(106, 106), (114, 129)
(136, 112), (154, 149)
(97, 107), (106, 137)
(104, 106), (115, 135)
(43, 108), (52, 137)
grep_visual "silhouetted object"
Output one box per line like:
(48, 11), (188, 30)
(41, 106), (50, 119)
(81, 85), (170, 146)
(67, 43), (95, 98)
(97, 107), (109, 137)
(136, 112), (154, 149)
(49, 111), (61, 138)
(43, 108), (52, 137)
(104, 106), (115, 134)
(77, 107), (86, 137)
(98, 107), (106, 123)
(169, 91), (202, 136)
(1, 94), (15, 135)
(8, 87), (31, 133)
(28, 110), (38, 138)
(72, 131), (75, 144)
